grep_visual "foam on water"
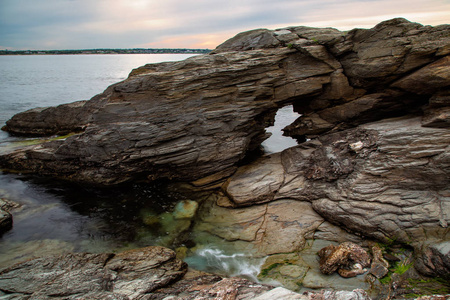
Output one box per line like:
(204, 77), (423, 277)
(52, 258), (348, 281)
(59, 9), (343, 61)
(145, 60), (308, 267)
(185, 247), (265, 282)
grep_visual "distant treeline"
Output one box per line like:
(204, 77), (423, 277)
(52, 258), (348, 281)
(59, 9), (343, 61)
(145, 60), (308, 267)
(0, 48), (211, 55)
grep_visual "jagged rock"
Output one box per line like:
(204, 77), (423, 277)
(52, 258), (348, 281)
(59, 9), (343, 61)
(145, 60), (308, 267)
(0, 208), (11, 235)
(1, 19), (448, 186)
(415, 241), (450, 279)
(422, 106), (450, 128)
(317, 242), (371, 277)
(391, 56), (450, 95)
(1, 99), (94, 136)
(0, 18), (449, 290)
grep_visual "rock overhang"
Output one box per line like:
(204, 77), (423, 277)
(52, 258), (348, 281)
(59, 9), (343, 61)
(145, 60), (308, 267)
(0, 18), (448, 187)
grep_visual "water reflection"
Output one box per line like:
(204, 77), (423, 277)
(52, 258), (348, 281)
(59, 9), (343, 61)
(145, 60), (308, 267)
(0, 172), (188, 268)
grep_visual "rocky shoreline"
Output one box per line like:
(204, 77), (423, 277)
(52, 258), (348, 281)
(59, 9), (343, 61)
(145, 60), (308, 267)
(0, 18), (449, 299)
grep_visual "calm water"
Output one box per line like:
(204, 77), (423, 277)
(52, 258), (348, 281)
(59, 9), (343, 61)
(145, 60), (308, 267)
(0, 54), (298, 276)
(0, 54), (196, 266)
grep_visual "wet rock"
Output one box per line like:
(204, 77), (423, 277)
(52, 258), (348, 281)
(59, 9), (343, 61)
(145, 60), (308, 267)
(0, 198), (20, 235)
(0, 239), (75, 269)
(318, 242), (371, 277)
(173, 200), (199, 219)
(369, 245), (389, 279)
(204, 114), (450, 280)
(196, 196), (324, 255)
(258, 252), (310, 291)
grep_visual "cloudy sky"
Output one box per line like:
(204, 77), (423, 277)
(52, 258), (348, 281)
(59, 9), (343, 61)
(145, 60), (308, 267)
(1, 0), (449, 50)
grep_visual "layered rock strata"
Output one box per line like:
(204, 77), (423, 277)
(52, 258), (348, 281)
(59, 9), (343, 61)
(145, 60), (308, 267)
(0, 17), (449, 294)
(1, 18), (448, 186)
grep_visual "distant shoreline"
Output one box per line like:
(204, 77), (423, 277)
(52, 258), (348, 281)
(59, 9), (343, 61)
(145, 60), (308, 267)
(0, 48), (211, 55)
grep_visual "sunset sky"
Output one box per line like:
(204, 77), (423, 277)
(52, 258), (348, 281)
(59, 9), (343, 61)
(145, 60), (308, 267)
(1, 0), (449, 50)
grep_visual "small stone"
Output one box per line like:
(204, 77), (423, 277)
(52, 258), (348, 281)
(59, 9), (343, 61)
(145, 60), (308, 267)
(173, 200), (198, 219)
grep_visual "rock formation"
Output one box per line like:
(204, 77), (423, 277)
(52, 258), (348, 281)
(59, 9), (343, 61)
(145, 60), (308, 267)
(0, 246), (373, 300)
(1, 18), (448, 186)
(0, 17), (449, 298)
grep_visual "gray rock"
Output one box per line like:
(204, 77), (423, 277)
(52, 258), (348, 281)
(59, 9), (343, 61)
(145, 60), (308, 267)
(0, 246), (187, 299)
(415, 241), (450, 279)
(252, 287), (308, 300)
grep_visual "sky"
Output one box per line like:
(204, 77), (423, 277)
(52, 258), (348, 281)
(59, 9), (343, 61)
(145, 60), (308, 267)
(0, 0), (449, 50)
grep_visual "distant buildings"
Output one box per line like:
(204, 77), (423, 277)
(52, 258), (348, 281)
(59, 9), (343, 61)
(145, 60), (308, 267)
(0, 48), (211, 55)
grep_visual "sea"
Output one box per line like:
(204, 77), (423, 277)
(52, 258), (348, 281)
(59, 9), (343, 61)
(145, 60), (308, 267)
(0, 54), (299, 277)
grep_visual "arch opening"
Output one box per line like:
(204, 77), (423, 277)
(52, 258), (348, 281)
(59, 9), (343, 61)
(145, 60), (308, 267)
(261, 105), (300, 154)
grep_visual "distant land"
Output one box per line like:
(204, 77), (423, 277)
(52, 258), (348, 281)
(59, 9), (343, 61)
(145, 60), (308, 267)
(0, 48), (211, 55)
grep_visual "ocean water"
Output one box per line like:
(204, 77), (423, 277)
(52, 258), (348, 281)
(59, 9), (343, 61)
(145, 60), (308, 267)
(0, 54), (196, 267)
(0, 54), (194, 143)
(0, 54), (298, 277)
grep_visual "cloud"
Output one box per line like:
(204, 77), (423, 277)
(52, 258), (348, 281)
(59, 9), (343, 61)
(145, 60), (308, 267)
(0, 0), (449, 50)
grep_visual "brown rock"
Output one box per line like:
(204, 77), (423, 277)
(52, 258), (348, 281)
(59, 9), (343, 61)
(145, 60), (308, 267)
(1, 19), (448, 186)
(318, 242), (371, 277)
(369, 245), (390, 278)
(391, 56), (450, 95)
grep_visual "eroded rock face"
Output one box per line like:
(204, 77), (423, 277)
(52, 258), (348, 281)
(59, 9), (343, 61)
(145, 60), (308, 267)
(1, 18), (448, 187)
